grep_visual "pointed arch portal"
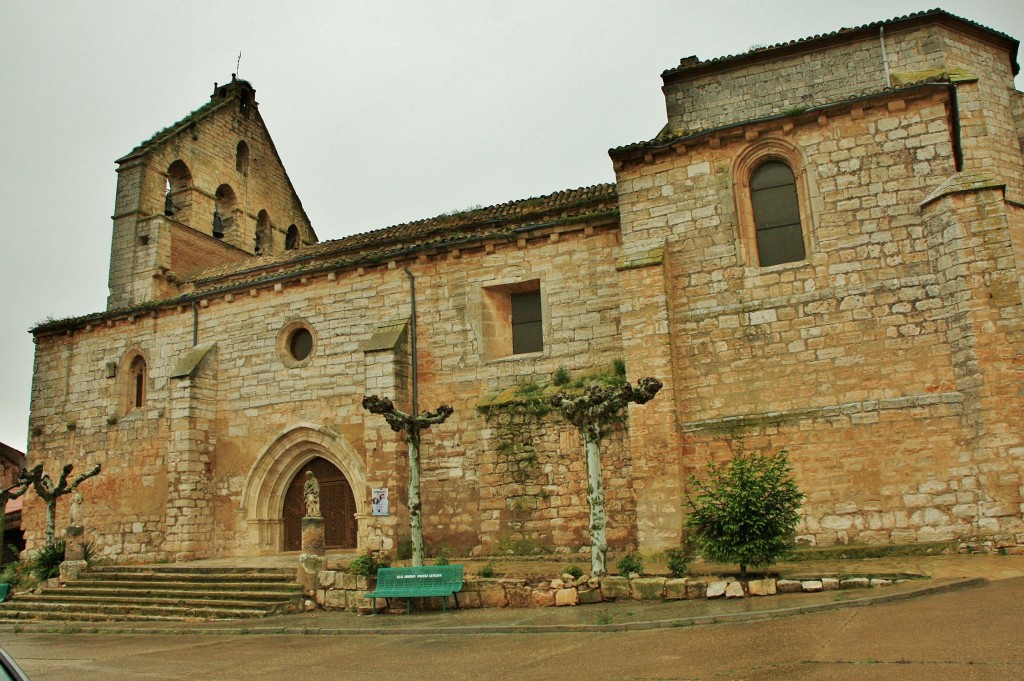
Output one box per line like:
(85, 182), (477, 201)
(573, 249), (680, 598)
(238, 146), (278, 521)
(282, 457), (357, 550)
(242, 424), (367, 553)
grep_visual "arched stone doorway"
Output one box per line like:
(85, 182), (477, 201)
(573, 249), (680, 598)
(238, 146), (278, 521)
(282, 457), (358, 550)
(241, 424), (368, 554)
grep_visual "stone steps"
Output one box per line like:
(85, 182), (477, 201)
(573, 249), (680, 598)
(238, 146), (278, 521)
(0, 565), (303, 622)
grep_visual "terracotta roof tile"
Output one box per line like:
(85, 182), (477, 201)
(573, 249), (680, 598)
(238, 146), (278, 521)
(188, 183), (618, 285)
(661, 9), (1017, 81)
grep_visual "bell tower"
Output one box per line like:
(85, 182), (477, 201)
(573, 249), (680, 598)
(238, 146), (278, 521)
(106, 77), (316, 310)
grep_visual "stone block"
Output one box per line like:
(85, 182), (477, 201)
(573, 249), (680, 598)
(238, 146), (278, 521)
(801, 580), (823, 592)
(686, 581), (708, 599)
(821, 578), (840, 590)
(630, 577), (666, 600)
(870, 578), (892, 587)
(457, 591), (483, 609)
(479, 582), (508, 608)
(776, 579), (803, 593)
(601, 576), (630, 601)
(841, 577), (871, 589)
(555, 588), (579, 606)
(747, 578), (776, 596)
(324, 589), (348, 609)
(530, 589), (555, 607)
(664, 578), (689, 600)
(725, 581), (745, 598)
(506, 585), (533, 608)
(577, 588), (603, 604)
(317, 570), (336, 588)
(59, 559), (87, 584)
(706, 580), (728, 598)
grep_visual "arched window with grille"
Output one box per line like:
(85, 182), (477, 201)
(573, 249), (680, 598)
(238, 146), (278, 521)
(733, 139), (814, 268)
(750, 161), (805, 267)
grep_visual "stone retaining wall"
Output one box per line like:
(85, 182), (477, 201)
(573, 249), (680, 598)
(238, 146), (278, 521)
(305, 569), (909, 613)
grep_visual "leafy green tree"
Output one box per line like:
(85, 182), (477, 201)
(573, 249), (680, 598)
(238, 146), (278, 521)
(685, 447), (803, 580)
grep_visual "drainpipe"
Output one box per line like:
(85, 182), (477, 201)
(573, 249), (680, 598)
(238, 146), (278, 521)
(948, 83), (964, 172)
(879, 26), (891, 88)
(403, 266), (418, 417)
(191, 301), (199, 347)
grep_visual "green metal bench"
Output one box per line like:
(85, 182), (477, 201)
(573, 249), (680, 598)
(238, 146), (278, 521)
(364, 565), (463, 614)
(0, 583), (9, 603)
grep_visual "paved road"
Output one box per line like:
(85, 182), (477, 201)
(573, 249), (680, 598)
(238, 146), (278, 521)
(3, 577), (1022, 680)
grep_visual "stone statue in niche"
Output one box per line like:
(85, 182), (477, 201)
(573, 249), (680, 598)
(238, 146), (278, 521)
(303, 471), (321, 518)
(69, 490), (84, 526)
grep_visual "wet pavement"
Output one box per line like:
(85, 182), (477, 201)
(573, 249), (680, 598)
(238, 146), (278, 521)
(2, 553), (1020, 636)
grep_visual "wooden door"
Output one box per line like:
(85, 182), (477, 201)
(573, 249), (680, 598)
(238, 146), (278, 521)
(282, 457), (357, 551)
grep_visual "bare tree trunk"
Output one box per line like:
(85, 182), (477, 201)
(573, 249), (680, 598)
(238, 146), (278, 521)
(408, 429), (424, 567)
(584, 428), (608, 577)
(45, 498), (57, 547)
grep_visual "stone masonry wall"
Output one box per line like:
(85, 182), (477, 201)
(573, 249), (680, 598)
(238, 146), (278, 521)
(662, 21), (1019, 141)
(616, 47), (1024, 548)
(26, 221), (628, 561)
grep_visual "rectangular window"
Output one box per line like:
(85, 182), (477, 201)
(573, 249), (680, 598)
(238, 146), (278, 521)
(482, 279), (543, 359)
(511, 290), (543, 354)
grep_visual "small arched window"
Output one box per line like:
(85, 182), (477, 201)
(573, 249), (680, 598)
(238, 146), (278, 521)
(236, 141), (250, 174)
(285, 225), (299, 250)
(166, 160), (193, 222)
(127, 355), (147, 412)
(750, 161), (805, 267)
(255, 210), (271, 254)
(214, 184), (237, 239)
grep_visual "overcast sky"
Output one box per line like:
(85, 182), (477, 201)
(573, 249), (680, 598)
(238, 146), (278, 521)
(1, 1), (1021, 453)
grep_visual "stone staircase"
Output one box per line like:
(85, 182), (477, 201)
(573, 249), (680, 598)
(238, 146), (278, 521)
(0, 565), (303, 623)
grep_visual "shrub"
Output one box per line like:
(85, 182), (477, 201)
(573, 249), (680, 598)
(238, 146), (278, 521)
(616, 553), (644, 576)
(564, 564), (584, 580)
(347, 552), (380, 577)
(0, 560), (19, 586)
(664, 547), (689, 578)
(31, 540), (66, 581)
(553, 367), (571, 386)
(685, 447), (803, 580)
(434, 547), (451, 566)
(478, 563), (496, 578)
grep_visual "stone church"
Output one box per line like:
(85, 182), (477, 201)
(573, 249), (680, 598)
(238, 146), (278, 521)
(25, 9), (1024, 562)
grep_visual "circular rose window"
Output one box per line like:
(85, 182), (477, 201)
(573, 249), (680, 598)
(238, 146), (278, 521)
(277, 321), (317, 367)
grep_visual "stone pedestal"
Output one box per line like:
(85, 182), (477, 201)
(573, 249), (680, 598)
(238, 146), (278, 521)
(64, 525), (86, 560)
(60, 525), (87, 584)
(297, 516), (326, 592)
(59, 559), (88, 583)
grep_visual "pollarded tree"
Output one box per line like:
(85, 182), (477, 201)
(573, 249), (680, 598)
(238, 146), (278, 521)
(362, 395), (453, 567)
(29, 462), (102, 547)
(685, 447), (803, 580)
(549, 377), (662, 577)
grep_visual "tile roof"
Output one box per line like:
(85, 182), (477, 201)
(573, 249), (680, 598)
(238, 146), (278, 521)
(31, 183), (619, 333)
(661, 9), (1018, 82)
(188, 183), (618, 286)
